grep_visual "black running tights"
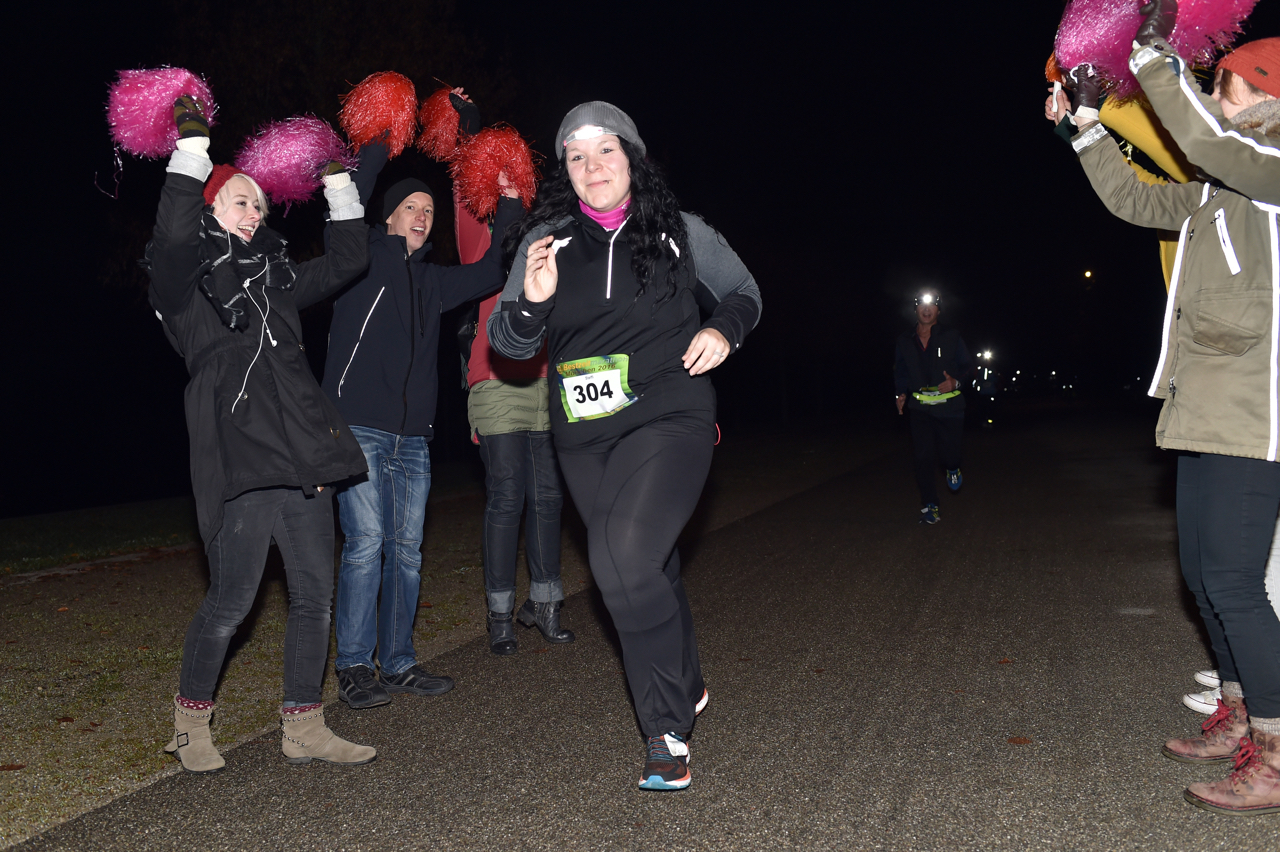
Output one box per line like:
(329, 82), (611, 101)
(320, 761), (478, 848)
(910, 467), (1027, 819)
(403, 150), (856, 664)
(557, 414), (714, 737)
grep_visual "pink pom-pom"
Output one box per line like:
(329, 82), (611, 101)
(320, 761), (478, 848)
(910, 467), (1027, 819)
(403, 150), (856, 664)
(1055, 0), (1257, 99)
(338, 72), (418, 158)
(234, 116), (357, 207)
(450, 125), (540, 219)
(417, 88), (462, 160)
(107, 67), (217, 159)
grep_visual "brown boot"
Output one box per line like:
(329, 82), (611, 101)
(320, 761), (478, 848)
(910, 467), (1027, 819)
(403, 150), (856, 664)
(279, 706), (376, 766)
(1162, 693), (1248, 764)
(1183, 729), (1280, 815)
(163, 695), (225, 774)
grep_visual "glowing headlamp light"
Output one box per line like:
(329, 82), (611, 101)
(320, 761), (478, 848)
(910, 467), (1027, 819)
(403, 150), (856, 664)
(563, 125), (609, 147)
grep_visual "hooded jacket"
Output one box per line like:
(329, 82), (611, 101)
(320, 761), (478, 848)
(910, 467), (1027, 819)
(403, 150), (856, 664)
(146, 151), (370, 545)
(1073, 42), (1280, 460)
(321, 142), (522, 439)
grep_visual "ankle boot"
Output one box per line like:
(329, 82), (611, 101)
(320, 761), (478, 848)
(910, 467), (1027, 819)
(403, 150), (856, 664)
(516, 599), (575, 643)
(1162, 692), (1248, 764)
(164, 695), (225, 774)
(279, 706), (376, 766)
(1183, 728), (1280, 815)
(488, 610), (518, 655)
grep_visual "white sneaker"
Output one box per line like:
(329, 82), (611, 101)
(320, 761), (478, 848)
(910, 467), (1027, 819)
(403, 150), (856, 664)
(1193, 669), (1221, 688)
(1183, 687), (1222, 715)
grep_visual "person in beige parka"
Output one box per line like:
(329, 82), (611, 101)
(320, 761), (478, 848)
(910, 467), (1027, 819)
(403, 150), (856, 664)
(1065, 1), (1279, 817)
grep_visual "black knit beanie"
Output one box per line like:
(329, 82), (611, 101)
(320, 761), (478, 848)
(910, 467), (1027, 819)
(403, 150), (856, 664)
(382, 178), (434, 221)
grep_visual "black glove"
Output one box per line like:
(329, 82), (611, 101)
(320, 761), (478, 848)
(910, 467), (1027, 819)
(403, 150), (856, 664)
(450, 92), (481, 136)
(1135, 0), (1177, 47)
(173, 95), (209, 139)
(1073, 65), (1101, 113)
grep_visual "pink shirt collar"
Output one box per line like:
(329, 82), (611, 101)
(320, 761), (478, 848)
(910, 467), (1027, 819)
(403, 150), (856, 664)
(578, 198), (630, 230)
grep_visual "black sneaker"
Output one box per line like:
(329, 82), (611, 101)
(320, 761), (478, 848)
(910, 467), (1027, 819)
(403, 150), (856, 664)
(638, 733), (691, 791)
(380, 664), (454, 696)
(337, 665), (392, 709)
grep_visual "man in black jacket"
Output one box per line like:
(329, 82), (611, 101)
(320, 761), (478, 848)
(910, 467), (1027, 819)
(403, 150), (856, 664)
(894, 289), (974, 525)
(322, 92), (522, 708)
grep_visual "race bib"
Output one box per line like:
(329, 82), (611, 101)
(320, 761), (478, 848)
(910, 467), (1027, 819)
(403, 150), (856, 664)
(556, 354), (638, 422)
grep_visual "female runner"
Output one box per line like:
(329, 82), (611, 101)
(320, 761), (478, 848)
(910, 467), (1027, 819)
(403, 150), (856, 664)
(488, 101), (761, 790)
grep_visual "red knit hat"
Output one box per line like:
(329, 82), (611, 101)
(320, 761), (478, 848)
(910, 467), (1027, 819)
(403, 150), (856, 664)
(1218, 37), (1280, 99)
(203, 164), (249, 206)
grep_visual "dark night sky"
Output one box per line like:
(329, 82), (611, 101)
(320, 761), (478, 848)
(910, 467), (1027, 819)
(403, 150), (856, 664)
(6, 1), (1278, 518)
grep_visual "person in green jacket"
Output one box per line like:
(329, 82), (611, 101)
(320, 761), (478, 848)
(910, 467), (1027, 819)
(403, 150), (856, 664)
(1065, 2), (1279, 815)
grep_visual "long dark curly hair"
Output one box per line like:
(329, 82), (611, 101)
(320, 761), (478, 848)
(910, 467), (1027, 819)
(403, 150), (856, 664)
(504, 137), (689, 302)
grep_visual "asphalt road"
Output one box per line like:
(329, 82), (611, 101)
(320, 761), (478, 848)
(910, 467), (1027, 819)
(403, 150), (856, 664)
(15, 405), (1280, 850)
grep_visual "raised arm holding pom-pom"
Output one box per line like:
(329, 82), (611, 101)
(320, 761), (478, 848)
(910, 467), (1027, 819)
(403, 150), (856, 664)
(1135, 0), (1177, 48)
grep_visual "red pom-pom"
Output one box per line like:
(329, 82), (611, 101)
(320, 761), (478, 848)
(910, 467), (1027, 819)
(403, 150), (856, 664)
(107, 67), (217, 159)
(235, 116), (357, 206)
(417, 88), (462, 160)
(450, 125), (540, 219)
(338, 72), (418, 158)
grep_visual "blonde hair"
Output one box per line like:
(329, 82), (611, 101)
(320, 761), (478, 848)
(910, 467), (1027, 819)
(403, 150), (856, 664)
(212, 173), (270, 220)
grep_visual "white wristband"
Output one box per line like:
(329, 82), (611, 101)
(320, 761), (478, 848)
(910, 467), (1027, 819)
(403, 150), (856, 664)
(1074, 106), (1099, 123)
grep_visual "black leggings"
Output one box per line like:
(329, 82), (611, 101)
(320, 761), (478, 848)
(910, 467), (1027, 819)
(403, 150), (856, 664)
(909, 409), (963, 505)
(1177, 452), (1280, 718)
(557, 414), (714, 737)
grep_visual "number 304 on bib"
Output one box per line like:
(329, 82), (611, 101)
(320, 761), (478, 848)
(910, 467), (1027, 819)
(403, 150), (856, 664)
(556, 354), (638, 422)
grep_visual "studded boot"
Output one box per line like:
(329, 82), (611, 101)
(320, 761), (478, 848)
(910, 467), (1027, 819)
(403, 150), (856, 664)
(279, 706), (376, 766)
(516, 599), (575, 643)
(164, 695), (225, 774)
(1162, 691), (1248, 764)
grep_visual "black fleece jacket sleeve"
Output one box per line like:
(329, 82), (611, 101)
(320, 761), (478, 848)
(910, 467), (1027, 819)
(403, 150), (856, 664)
(147, 172), (206, 318)
(354, 141), (390, 208)
(436, 195), (525, 311)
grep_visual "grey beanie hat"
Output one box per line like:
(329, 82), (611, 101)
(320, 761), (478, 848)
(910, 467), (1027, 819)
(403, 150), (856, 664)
(556, 101), (646, 161)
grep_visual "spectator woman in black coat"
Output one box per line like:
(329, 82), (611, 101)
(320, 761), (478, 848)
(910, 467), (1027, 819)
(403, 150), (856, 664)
(147, 97), (376, 773)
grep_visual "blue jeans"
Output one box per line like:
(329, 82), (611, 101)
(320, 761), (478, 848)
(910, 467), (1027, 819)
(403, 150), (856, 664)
(181, 487), (334, 704)
(478, 430), (565, 613)
(335, 425), (429, 675)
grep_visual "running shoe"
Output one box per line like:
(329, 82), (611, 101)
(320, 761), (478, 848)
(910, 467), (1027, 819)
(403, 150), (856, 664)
(1194, 669), (1222, 688)
(695, 689), (709, 717)
(946, 469), (963, 491)
(919, 504), (941, 525)
(1184, 688), (1223, 715)
(639, 733), (691, 791)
